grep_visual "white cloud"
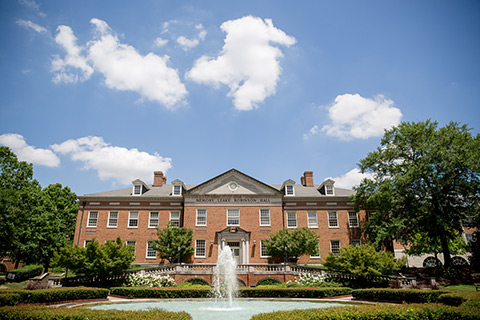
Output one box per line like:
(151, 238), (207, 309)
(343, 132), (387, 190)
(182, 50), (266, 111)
(328, 168), (373, 189)
(0, 133), (60, 167)
(303, 125), (319, 140)
(16, 19), (47, 33)
(176, 36), (199, 51)
(160, 21), (206, 51)
(18, 0), (46, 17)
(321, 94), (402, 140)
(51, 136), (172, 185)
(154, 37), (169, 47)
(51, 25), (93, 84)
(51, 19), (187, 109)
(186, 16), (296, 111)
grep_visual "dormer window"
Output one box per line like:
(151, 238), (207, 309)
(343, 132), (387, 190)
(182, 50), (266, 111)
(173, 185), (182, 196)
(285, 185), (294, 196)
(326, 184), (334, 195)
(132, 179), (148, 196)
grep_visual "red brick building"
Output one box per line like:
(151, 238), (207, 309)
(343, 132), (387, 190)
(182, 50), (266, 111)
(73, 169), (368, 265)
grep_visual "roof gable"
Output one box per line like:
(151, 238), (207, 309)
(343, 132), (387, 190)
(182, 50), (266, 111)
(185, 169), (282, 196)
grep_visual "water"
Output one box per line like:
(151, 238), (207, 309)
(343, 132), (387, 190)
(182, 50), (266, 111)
(88, 299), (349, 320)
(212, 245), (238, 307)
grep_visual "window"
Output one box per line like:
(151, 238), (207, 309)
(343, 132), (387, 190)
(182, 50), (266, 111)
(310, 240), (321, 258)
(287, 211), (297, 228)
(128, 211), (139, 228)
(348, 212), (359, 228)
(149, 212), (159, 228)
(227, 209), (240, 226)
(466, 233), (476, 245)
(196, 209), (207, 226)
(126, 240), (136, 254)
(146, 242), (157, 259)
(285, 185), (294, 196)
(330, 240), (340, 254)
(260, 240), (270, 258)
(108, 211), (118, 228)
(173, 185), (182, 196)
(307, 211), (318, 228)
(170, 211), (180, 227)
(195, 239), (206, 258)
(87, 211), (98, 227)
(259, 209), (270, 226)
(351, 239), (361, 247)
(133, 185), (142, 195)
(84, 240), (92, 248)
(326, 184), (334, 195)
(328, 211), (338, 228)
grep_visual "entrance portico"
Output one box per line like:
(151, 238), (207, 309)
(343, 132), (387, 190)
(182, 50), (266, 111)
(217, 227), (250, 265)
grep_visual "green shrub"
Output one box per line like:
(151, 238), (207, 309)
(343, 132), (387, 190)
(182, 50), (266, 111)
(239, 287), (352, 298)
(462, 299), (480, 307)
(438, 293), (467, 306)
(110, 287), (211, 299)
(0, 305), (192, 320)
(250, 304), (480, 320)
(183, 277), (210, 286)
(352, 288), (449, 303)
(256, 277), (282, 286)
(0, 287), (109, 306)
(6, 265), (43, 283)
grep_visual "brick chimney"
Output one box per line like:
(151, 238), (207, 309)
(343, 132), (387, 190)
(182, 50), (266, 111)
(153, 171), (167, 187)
(302, 171), (314, 187)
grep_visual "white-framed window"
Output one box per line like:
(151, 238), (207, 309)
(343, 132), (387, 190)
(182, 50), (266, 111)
(84, 240), (92, 248)
(466, 233), (476, 244)
(170, 211), (180, 227)
(146, 241), (157, 259)
(133, 184), (142, 196)
(149, 212), (159, 228)
(330, 240), (341, 254)
(328, 211), (338, 228)
(310, 240), (321, 258)
(326, 184), (334, 195)
(260, 240), (271, 258)
(107, 211), (118, 228)
(287, 211), (297, 228)
(307, 211), (318, 228)
(196, 209), (207, 226)
(195, 239), (206, 258)
(87, 211), (98, 228)
(227, 209), (240, 226)
(126, 240), (136, 254)
(285, 185), (294, 196)
(348, 212), (359, 228)
(128, 211), (139, 228)
(351, 239), (361, 247)
(173, 185), (182, 196)
(259, 209), (270, 226)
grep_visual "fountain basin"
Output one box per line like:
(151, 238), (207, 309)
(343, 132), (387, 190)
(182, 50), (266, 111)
(87, 299), (351, 320)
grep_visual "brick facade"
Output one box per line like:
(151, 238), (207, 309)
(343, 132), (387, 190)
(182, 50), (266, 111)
(72, 169), (367, 265)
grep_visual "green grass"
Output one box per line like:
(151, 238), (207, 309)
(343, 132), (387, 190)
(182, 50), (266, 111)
(3, 281), (29, 289)
(443, 283), (476, 291)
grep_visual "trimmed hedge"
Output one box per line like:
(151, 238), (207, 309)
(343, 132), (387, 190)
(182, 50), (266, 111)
(110, 287), (352, 299)
(250, 304), (480, 320)
(0, 287), (109, 306)
(183, 277), (210, 286)
(6, 265), (43, 283)
(0, 305), (192, 320)
(110, 287), (211, 299)
(256, 277), (282, 286)
(438, 293), (467, 306)
(352, 288), (449, 303)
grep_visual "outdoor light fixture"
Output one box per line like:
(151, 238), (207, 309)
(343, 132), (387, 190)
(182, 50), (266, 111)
(210, 240), (214, 245)
(253, 240), (256, 245)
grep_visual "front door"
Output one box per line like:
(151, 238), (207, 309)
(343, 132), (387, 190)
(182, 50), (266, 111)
(227, 241), (241, 264)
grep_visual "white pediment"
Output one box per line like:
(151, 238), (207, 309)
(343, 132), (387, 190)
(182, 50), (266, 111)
(186, 169), (281, 196)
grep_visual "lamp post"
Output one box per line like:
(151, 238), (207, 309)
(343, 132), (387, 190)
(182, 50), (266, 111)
(284, 245), (288, 265)
(178, 246), (181, 264)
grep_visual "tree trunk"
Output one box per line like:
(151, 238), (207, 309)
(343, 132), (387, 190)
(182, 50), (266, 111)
(440, 234), (452, 268)
(14, 260), (20, 269)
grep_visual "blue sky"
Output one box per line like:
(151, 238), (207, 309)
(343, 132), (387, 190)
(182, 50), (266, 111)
(1, 0), (479, 196)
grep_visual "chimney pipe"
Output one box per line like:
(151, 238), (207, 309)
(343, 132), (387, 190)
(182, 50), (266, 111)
(153, 171), (167, 187)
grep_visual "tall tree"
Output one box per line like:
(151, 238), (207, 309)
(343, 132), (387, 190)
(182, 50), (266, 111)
(0, 147), (41, 268)
(353, 120), (480, 268)
(265, 227), (320, 262)
(151, 223), (194, 263)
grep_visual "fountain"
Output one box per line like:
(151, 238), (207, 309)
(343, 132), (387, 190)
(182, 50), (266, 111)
(212, 245), (238, 308)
